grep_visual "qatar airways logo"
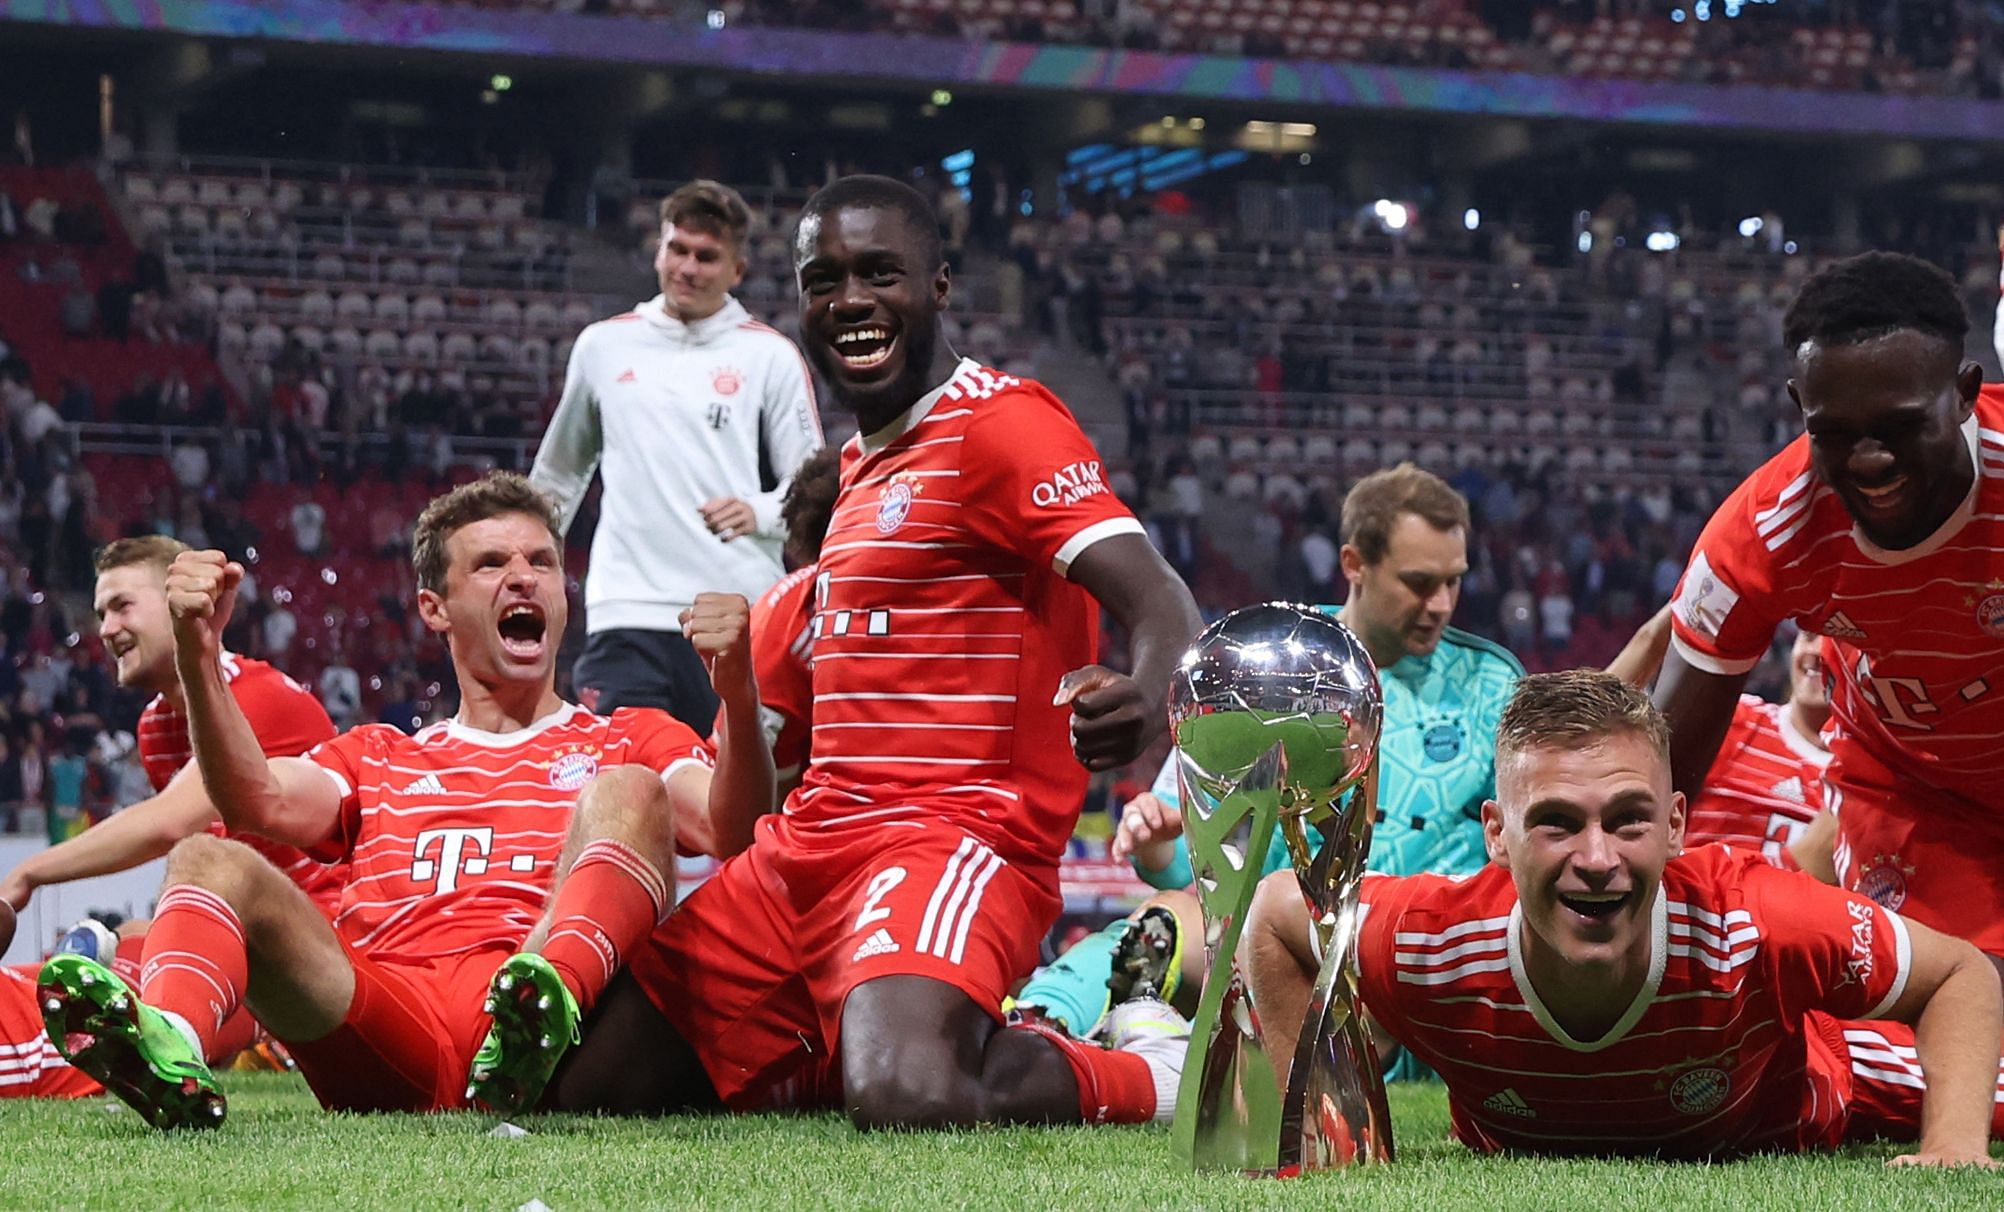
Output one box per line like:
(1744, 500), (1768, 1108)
(1844, 899), (1875, 986)
(1031, 460), (1108, 508)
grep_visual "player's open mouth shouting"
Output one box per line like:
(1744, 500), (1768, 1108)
(497, 602), (548, 664)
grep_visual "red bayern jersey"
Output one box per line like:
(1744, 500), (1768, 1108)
(1357, 846), (1912, 1157)
(1669, 384), (2004, 807)
(138, 652), (345, 913)
(1685, 694), (1830, 864)
(304, 703), (707, 961)
(794, 358), (1145, 867)
(747, 562), (817, 781)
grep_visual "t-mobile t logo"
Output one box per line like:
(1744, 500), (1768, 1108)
(410, 827), (495, 894)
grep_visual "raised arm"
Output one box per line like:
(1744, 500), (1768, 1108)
(167, 550), (343, 848)
(1883, 916), (2004, 1168)
(1059, 532), (1204, 772)
(668, 592), (775, 859)
(0, 760), (216, 908)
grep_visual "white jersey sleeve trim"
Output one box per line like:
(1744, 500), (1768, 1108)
(658, 755), (713, 787)
(316, 764), (353, 801)
(1052, 517), (1148, 576)
(1669, 632), (1762, 677)
(1862, 908), (1913, 1021)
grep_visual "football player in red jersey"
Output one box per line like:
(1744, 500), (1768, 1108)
(1246, 670), (2003, 1165)
(37, 473), (771, 1128)
(1652, 253), (2004, 973)
(547, 176), (1204, 1127)
(2, 536), (338, 912)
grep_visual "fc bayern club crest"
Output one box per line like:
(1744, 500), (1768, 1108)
(549, 750), (600, 792)
(1976, 592), (2004, 639)
(712, 366), (743, 397)
(1856, 853), (1913, 911)
(876, 478), (917, 534)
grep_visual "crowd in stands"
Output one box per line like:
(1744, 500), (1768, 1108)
(519, 0), (2004, 98)
(3, 136), (2001, 837)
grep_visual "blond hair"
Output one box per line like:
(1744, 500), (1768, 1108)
(1495, 669), (1671, 766)
(93, 535), (191, 577)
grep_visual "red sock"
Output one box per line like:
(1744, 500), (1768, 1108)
(538, 839), (669, 1017)
(139, 886), (249, 1058)
(111, 931), (145, 985)
(210, 1007), (260, 1063)
(1008, 1020), (1157, 1124)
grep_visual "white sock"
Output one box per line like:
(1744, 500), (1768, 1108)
(156, 1008), (205, 1059)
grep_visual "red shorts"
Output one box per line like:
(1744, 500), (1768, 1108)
(1822, 1017), (2004, 1143)
(629, 813), (1060, 1110)
(284, 940), (511, 1112)
(1826, 739), (2004, 955)
(1, 965), (100, 1099)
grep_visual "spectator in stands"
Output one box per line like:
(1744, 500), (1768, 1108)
(290, 497), (326, 557)
(319, 645), (362, 731)
(531, 180), (821, 732)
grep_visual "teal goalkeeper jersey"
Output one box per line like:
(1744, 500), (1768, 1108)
(1136, 621), (1523, 887)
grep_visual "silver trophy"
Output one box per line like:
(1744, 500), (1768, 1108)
(1168, 603), (1392, 1174)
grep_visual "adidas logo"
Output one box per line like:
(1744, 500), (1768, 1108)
(1481, 1088), (1536, 1119)
(1820, 611), (1865, 640)
(616, 368), (638, 383)
(400, 773), (448, 797)
(851, 928), (899, 962)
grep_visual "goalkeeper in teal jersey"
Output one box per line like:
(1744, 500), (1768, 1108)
(1015, 465), (1522, 1052)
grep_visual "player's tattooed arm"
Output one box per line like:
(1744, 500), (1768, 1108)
(1883, 917), (2004, 1170)
(1060, 533), (1204, 772)
(166, 549), (341, 848)
(679, 592), (775, 857)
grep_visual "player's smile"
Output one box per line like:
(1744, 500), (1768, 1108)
(796, 202), (952, 427)
(1792, 329), (1979, 551)
(831, 324), (899, 375)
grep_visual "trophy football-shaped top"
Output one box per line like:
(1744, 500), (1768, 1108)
(1167, 603), (1393, 1174)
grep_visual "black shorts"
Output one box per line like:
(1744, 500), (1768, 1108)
(573, 628), (720, 735)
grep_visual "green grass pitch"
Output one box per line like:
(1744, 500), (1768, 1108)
(0, 1074), (1998, 1210)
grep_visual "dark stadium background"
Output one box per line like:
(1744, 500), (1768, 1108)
(1, 0), (2000, 943)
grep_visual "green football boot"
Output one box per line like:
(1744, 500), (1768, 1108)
(1106, 904), (1186, 1011)
(466, 953), (580, 1115)
(37, 954), (225, 1130)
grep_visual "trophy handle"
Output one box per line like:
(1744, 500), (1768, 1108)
(1280, 755), (1395, 1169)
(1172, 737), (1288, 1173)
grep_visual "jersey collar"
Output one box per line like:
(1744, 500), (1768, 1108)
(1851, 413), (1980, 566)
(857, 357), (981, 455)
(636, 293), (749, 345)
(437, 701), (589, 748)
(1506, 883), (1667, 1052)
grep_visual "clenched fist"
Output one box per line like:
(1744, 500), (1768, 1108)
(680, 592), (755, 701)
(1054, 664), (1162, 772)
(165, 549), (243, 663)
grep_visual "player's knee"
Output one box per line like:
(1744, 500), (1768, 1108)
(1246, 870), (1313, 972)
(573, 766), (676, 857)
(843, 1063), (969, 1131)
(162, 833), (263, 896)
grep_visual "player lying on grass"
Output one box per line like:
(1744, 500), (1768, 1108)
(1013, 465), (1519, 1050)
(37, 472), (772, 1128)
(1, 537), (340, 1098)
(498, 175), (1206, 1128)
(1654, 252), (2004, 976)
(1245, 669), (2004, 1164)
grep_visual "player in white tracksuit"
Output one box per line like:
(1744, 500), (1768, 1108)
(532, 180), (823, 731)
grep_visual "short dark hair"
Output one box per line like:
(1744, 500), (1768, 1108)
(782, 446), (842, 567)
(1781, 251), (1968, 355)
(795, 175), (944, 272)
(659, 180), (752, 254)
(411, 472), (562, 594)
(94, 535), (190, 577)
(1496, 669), (1671, 768)
(1340, 463), (1470, 565)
